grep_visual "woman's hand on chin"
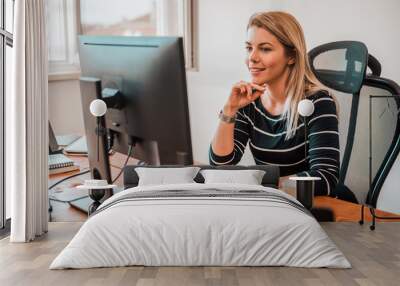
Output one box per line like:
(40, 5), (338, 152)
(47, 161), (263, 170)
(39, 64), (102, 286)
(224, 81), (266, 115)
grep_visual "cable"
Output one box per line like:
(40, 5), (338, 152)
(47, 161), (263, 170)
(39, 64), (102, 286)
(48, 168), (91, 220)
(112, 144), (133, 184)
(49, 144), (133, 217)
(48, 168), (91, 190)
(49, 144), (133, 190)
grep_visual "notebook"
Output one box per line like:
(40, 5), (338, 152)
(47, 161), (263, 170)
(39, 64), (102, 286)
(49, 153), (80, 175)
(48, 122), (81, 174)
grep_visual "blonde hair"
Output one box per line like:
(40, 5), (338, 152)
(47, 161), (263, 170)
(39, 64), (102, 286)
(248, 11), (324, 140)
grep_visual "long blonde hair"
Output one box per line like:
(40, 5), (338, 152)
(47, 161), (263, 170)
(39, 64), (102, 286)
(248, 11), (324, 140)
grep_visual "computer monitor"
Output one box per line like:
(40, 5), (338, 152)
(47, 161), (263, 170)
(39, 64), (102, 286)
(78, 35), (193, 183)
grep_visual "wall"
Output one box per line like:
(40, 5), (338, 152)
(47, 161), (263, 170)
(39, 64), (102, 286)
(49, 0), (400, 201)
(187, 0), (400, 164)
(49, 78), (85, 135)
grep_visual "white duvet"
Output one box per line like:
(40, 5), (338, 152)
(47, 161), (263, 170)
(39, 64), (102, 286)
(50, 183), (351, 269)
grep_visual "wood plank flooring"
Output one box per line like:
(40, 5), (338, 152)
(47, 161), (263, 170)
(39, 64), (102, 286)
(1, 222), (400, 286)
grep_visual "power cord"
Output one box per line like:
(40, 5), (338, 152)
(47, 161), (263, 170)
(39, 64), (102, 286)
(48, 168), (91, 221)
(48, 144), (134, 220)
(48, 145), (133, 195)
(112, 144), (133, 184)
(48, 168), (91, 191)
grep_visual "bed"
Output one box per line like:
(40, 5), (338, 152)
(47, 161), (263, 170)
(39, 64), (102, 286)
(50, 165), (350, 269)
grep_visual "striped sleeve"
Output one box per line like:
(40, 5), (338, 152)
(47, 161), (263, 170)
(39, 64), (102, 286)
(296, 93), (340, 196)
(209, 108), (250, 165)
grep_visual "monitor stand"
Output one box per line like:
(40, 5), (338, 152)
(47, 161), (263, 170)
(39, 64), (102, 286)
(80, 77), (113, 199)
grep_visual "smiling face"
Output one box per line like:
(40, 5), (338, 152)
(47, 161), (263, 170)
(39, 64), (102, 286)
(245, 26), (294, 85)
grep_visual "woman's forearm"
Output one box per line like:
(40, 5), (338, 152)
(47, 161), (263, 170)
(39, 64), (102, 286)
(211, 105), (238, 156)
(211, 81), (264, 157)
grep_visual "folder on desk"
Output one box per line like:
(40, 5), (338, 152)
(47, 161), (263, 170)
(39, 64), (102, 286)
(63, 136), (88, 156)
(55, 134), (81, 147)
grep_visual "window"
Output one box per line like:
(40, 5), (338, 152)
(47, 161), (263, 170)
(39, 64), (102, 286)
(80, 1), (159, 36)
(46, 0), (80, 78)
(1, 0), (14, 232)
(46, 0), (197, 78)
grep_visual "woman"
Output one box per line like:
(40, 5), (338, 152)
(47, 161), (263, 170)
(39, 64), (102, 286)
(210, 11), (353, 200)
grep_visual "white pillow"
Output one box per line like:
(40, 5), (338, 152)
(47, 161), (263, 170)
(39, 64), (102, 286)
(200, 169), (266, 185)
(136, 167), (201, 186)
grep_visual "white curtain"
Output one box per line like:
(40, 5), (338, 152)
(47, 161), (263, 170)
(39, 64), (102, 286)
(8, 0), (49, 242)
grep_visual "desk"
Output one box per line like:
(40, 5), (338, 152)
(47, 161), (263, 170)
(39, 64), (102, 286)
(281, 185), (400, 222)
(48, 152), (138, 222)
(49, 157), (400, 223)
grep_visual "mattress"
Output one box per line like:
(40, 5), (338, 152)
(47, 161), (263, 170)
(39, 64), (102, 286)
(50, 183), (351, 269)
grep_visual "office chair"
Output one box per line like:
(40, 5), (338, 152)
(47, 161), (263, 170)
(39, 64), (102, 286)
(309, 41), (400, 230)
(308, 41), (368, 203)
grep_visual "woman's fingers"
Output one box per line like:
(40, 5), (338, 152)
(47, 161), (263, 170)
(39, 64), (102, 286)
(233, 82), (246, 96)
(245, 84), (253, 100)
(247, 83), (265, 101)
(247, 82), (265, 101)
(250, 82), (267, 92)
(238, 81), (247, 95)
(236, 82), (251, 97)
(249, 89), (263, 101)
(232, 81), (266, 106)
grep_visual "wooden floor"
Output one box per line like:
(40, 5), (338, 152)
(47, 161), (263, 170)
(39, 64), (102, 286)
(1, 222), (399, 286)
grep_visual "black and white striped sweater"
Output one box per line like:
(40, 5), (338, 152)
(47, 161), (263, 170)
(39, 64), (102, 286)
(209, 90), (340, 196)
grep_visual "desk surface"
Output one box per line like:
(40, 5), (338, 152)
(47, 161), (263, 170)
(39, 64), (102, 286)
(49, 152), (138, 222)
(49, 155), (399, 223)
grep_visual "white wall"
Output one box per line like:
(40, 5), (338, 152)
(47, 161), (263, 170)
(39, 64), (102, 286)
(187, 0), (400, 165)
(48, 79), (85, 135)
(49, 0), (400, 200)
